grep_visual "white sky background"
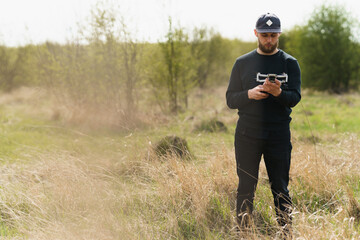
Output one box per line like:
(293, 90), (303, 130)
(0, 0), (360, 46)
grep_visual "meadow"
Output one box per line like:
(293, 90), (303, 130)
(0, 85), (360, 239)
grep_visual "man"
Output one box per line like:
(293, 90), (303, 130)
(226, 13), (301, 232)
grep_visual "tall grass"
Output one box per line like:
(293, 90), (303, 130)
(0, 86), (359, 239)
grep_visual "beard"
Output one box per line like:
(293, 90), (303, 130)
(258, 40), (278, 54)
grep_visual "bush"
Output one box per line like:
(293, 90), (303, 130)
(293, 4), (357, 92)
(154, 135), (191, 159)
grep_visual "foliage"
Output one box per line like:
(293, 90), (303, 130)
(0, 45), (34, 92)
(5, 2), (360, 130)
(0, 2), (257, 120)
(190, 28), (229, 88)
(280, 26), (303, 58)
(86, 2), (141, 116)
(151, 18), (197, 113)
(288, 5), (358, 92)
(35, 3), (142, 127)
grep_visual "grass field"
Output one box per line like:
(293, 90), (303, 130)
(0, 86), (360, 239)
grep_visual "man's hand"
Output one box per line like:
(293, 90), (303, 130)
(248, 85), (270, 100)
(262, 78), (282, 97)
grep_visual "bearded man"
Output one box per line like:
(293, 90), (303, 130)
(226, 13), (301, 235)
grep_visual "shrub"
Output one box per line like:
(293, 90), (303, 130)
(154, 135), (191, 159)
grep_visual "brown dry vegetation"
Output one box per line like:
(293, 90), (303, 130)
(0, 86), (360, 239)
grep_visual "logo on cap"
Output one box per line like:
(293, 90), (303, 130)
(266, 20), (273, 26)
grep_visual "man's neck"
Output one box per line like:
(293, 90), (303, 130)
(256, 48), (279, 56)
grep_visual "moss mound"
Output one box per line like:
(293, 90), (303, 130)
(154, 135), (191, 159)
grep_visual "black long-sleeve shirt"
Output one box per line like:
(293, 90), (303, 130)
(226, 49), (301, 133)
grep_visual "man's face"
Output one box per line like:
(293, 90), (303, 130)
(255, 31), (280, 54)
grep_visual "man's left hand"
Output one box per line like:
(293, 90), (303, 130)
(262, 78), (282, 97)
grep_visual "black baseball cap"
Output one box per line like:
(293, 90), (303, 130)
(255, 13), (281, 33)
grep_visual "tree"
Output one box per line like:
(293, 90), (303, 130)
(153, 18), (195, 113)
(190, 28), (227, 88)
(0, 46), (31, 92)
(119, 23), (141, 115)
(85, 2), (141, 117)
(37, 1), (142, 127)
(297, 5), (357, 92)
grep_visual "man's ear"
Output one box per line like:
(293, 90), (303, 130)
(254, 29), (258, 37)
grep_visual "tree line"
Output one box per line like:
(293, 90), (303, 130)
(0, 4), (359, 124)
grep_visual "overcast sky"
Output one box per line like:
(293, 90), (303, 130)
(0, 0), (359, 46)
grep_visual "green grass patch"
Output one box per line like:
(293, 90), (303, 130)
(291, 93), (360, 138)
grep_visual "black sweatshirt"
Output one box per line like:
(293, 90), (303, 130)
(226, 49), (301, 135)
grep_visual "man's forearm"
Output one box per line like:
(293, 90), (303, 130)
(275, 89), (301, 108)
(226, 90), (252, 109)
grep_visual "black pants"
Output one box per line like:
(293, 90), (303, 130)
(234, 127), (292, 226)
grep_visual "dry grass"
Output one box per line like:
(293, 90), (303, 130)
(2, 138), (357, 239)
(0, 153), (119, 239)
(0, 87), (360, 239)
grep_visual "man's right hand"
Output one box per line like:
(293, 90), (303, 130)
(248, 85), (269, 100)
